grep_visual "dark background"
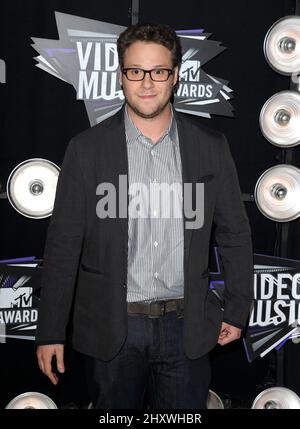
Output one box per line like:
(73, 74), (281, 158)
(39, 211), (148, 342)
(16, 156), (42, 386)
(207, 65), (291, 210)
(0, 0), (300, 409)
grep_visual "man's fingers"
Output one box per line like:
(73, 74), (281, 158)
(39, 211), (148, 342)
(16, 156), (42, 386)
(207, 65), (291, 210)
(37, 356), (57, 385)
(36, 344), (65, 385)
(56, 348), (65, 373)
(45, 370), (58, 385)
(43, 359), (58, 385)
(218, 336), (234, 346)
(217, 323), (242, 346)
(218, 331), (241, 346)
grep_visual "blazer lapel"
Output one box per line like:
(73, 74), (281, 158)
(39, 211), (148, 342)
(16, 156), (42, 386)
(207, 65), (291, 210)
(105, 106), (129, 241)
(174, 110), (201, 267)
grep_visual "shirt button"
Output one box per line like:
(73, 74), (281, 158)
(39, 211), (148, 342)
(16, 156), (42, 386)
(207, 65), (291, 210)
(153, 210), (158, 217)
(154, 272), (159, 278)
(154, 241), (158, 247)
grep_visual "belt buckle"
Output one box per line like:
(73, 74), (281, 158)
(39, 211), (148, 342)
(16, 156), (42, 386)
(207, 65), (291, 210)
(148, 300), (166, 318)
(160, 301), (166, 315)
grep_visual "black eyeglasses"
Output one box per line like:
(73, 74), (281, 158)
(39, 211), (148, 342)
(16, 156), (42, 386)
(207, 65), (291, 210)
(122, 68), (174, 82)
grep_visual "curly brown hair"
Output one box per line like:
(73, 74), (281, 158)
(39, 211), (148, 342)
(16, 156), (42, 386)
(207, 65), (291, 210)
(117, 23), (182, 69)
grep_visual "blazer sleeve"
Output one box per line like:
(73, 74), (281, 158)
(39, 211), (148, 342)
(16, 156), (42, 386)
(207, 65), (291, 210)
(35, 139), (86, 344)
(213, 135), (254, 328)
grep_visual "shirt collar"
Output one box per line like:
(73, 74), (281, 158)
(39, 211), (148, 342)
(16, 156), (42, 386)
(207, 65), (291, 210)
(124, 103), (177, 145)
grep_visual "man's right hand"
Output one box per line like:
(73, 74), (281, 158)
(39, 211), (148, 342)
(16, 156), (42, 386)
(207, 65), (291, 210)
(36, 344), (65, 385)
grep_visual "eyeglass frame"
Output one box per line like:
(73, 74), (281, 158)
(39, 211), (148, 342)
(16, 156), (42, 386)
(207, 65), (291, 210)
(122, 67), (175, 82)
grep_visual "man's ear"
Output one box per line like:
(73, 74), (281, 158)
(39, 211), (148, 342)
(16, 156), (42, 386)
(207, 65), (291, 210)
(173, 65), (180, 87)
(118, 67), (123, 86)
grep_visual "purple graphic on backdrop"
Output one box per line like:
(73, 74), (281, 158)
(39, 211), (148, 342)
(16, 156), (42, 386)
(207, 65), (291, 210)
(31, 11), (233, 126)
(206, 249), (300, 361)
(0, 258), (42, 342)
(243, 254), (300, 361)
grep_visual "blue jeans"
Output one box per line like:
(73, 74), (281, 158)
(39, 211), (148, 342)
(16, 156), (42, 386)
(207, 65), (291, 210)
(87, 309), (211, 409)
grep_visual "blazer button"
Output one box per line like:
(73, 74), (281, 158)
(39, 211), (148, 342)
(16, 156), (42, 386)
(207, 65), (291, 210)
(122, 282), (127, 288)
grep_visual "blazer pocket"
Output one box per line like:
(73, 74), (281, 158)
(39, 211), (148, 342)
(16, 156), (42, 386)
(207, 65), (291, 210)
(200, 267), (210, 278)
(198, 173), (214, 183)
(204, 288), (224, 321)
(80, 263), (104, 276)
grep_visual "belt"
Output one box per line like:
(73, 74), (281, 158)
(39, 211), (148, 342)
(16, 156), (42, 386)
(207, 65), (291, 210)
(127, 298), (184, 317)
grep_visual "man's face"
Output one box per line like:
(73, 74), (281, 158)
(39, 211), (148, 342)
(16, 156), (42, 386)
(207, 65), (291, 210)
(120, 41), (179, 119)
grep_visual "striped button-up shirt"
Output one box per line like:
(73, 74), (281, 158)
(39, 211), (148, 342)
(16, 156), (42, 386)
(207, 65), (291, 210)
(124, 104), (184, 303)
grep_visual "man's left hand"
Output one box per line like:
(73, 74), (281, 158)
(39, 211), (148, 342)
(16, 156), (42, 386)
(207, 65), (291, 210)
(217, 322), (241, 346)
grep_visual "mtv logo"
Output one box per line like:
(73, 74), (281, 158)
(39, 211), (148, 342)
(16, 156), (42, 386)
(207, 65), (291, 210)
(0, 287), (32, 308)
(180, 60), (201, 82)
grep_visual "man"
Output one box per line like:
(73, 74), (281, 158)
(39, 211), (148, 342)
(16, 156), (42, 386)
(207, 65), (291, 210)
(36, 23), (253, 409)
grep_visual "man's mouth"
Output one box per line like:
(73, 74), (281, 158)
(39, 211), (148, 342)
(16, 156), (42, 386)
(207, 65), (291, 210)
(139, 94), (156, 99)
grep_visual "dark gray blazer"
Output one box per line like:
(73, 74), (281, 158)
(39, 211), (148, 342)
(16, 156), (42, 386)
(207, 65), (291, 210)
(36, 105), (253, 361)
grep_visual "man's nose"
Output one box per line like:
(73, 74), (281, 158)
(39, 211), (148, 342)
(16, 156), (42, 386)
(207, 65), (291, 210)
(141, 72), (154, 88)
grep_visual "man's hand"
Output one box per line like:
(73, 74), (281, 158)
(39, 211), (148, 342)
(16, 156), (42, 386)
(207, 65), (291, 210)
(217, 322), (241, 346)
(36, 344), (65, 385)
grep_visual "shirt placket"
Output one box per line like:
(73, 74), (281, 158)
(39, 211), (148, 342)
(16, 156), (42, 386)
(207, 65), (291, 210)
(149, 141), (162, 300)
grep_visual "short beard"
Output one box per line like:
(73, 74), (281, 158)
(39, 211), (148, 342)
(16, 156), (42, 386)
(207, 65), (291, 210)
(125, 98), (171, 119)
